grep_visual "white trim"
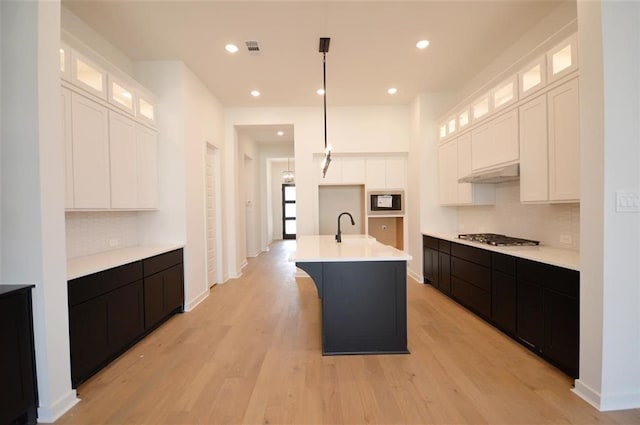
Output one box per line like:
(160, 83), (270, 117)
(572, 379), (601, 410)
(37, 390), (79, 423)
(574, 380), (640, 412)
(184, 289), (209, 312)
(408, 269), (424, 283)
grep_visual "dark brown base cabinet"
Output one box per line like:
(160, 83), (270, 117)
(0, 285), (38, 425)
(423, 236), (579, 378)
(68, 249), (184, 388)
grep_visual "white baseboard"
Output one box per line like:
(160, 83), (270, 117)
(185, 289), (209, 312)
(37, 389), (79, 423)
(573, 379), (640, 411)
(408, 269), (424, 283)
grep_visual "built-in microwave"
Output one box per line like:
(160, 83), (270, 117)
(368, 191), (404, 215)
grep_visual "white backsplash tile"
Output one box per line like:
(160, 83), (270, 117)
(457, 181), (580, 250)
(66, 211), (140, 258)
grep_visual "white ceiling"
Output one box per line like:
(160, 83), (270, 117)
(63, 0), (565, 110)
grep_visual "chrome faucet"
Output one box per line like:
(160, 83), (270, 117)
(336, 212), (355, 243)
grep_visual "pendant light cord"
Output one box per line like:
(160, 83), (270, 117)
(323, 52), (327, 150)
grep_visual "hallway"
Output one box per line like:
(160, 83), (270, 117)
(57, 241), (639, 424)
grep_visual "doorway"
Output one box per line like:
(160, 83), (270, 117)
(282, 184), (296, 239)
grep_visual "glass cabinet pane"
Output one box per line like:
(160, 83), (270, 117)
(111, 81), (134, 110)
(60, 48), (66, 74)
(493, 81), (514, 108)
(448, 118), (456, 134)
(439, 124), (447, 139)
(138, 97), (155, 122)
(458, 110), (469, 129)
(552, 44), (572, 75)
(522, 64), (542, 92)
(473, 96), (490, 120)
(75, 58), (104, 93)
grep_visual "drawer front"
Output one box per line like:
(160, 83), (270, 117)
(492, 252), (516, 276)
(423, 235), (438, 250)
(517, 258), (578, 297)
(68, 261), (143, 306)
(438, 240), (451, 254)
(451, 243), (491, 267)
(451, 257), (491, 292)
(143, 249), (183, 277)
(452, 277), (491, 318)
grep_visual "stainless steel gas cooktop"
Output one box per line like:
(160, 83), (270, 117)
(458, 233), (540, 246)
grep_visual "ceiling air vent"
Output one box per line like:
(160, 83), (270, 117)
(245, 40), (261, 56)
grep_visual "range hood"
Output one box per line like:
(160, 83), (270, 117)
(458, 163), (519, 184)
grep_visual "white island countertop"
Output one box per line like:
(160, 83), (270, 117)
(290, 235), (412, 263)
(423, 232), (579, 271)
(67, 244), (185, 280)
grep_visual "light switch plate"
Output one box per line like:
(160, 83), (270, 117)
(616, 190), (640, 212)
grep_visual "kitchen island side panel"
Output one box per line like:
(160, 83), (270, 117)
(321, 261), (408, 355)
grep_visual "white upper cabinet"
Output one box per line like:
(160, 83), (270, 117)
(548, 78), (580, 202)
(70, 50), (107, 99)
(519, 94), (549, 202)
(135, 124), (159, 209)
(492, 76), (517, 112)
(108, 75), (135, 115)
(70, 92), (111, 209)
(109, 111), (138, 208)
(472, 92), (491, 122)
(547, 34), (578, 83)
(519, 55), (546, 99)
(385, 157), (406, 189)
(341, 157), (366, 184)
(60, 43), (71, 81)
(365, 158), (386, 189)
(471, 109), (518, 171)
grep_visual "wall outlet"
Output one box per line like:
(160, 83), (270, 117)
(109, 238), (119, 248)
(381, 224), (388, 230)
(616, 190), (640, 212)
(559, 233), (572, 245)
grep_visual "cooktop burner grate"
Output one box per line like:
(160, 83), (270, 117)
(458, 233), (540, 246)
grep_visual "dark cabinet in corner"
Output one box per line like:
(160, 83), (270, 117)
(0, 285), (38, 425)
(422, 235), (579, 378)
(143, 249), (184, 330)
(68, 249), (184, 388)
(517, 258), (579, 378)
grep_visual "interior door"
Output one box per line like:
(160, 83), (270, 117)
(282, 184), (296, 239)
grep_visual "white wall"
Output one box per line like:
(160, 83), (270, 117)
(224, 105), (409, 276)
(236, 131), (260, 260)
(1, 0), (78, 421)
(574, 0), (640, 411)
(135, 60), (226, 309)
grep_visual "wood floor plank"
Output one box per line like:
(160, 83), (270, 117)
(56, 240), (640, 425)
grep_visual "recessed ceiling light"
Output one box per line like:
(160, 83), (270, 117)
(250, 90), (260, 97)
(277, 131), (284, 136)
(387, 87), (398, 95)
(225, 44), (239, 53)
(416, 40), (430, 49)
(317, 88), (325, 95)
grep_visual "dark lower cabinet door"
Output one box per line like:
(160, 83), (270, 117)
(144, 273), (165, 329)
(438, 252), (451, 295)
(0, 289), (38, 425)
(492, 270), (516, 334)
(69, 296), (110, 386)
(164, 264), (184, 313)
(517, 279), (544, 352)
(423, 248), (439, 287)
(544, 289), (579, 378)
(108, 280), (145, 353)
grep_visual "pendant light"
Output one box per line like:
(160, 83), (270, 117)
(319, 37), (332, 178)
(282, 157), (294, 183)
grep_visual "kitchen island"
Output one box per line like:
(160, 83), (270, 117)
(291, 235), (412, 355)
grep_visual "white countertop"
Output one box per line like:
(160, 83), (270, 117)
(67, 244), (185, 280)
(423, 232), (579, 271)
(290, 235), (412, 263)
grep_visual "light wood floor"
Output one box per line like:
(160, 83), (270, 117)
(57, 241), (640, 425)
